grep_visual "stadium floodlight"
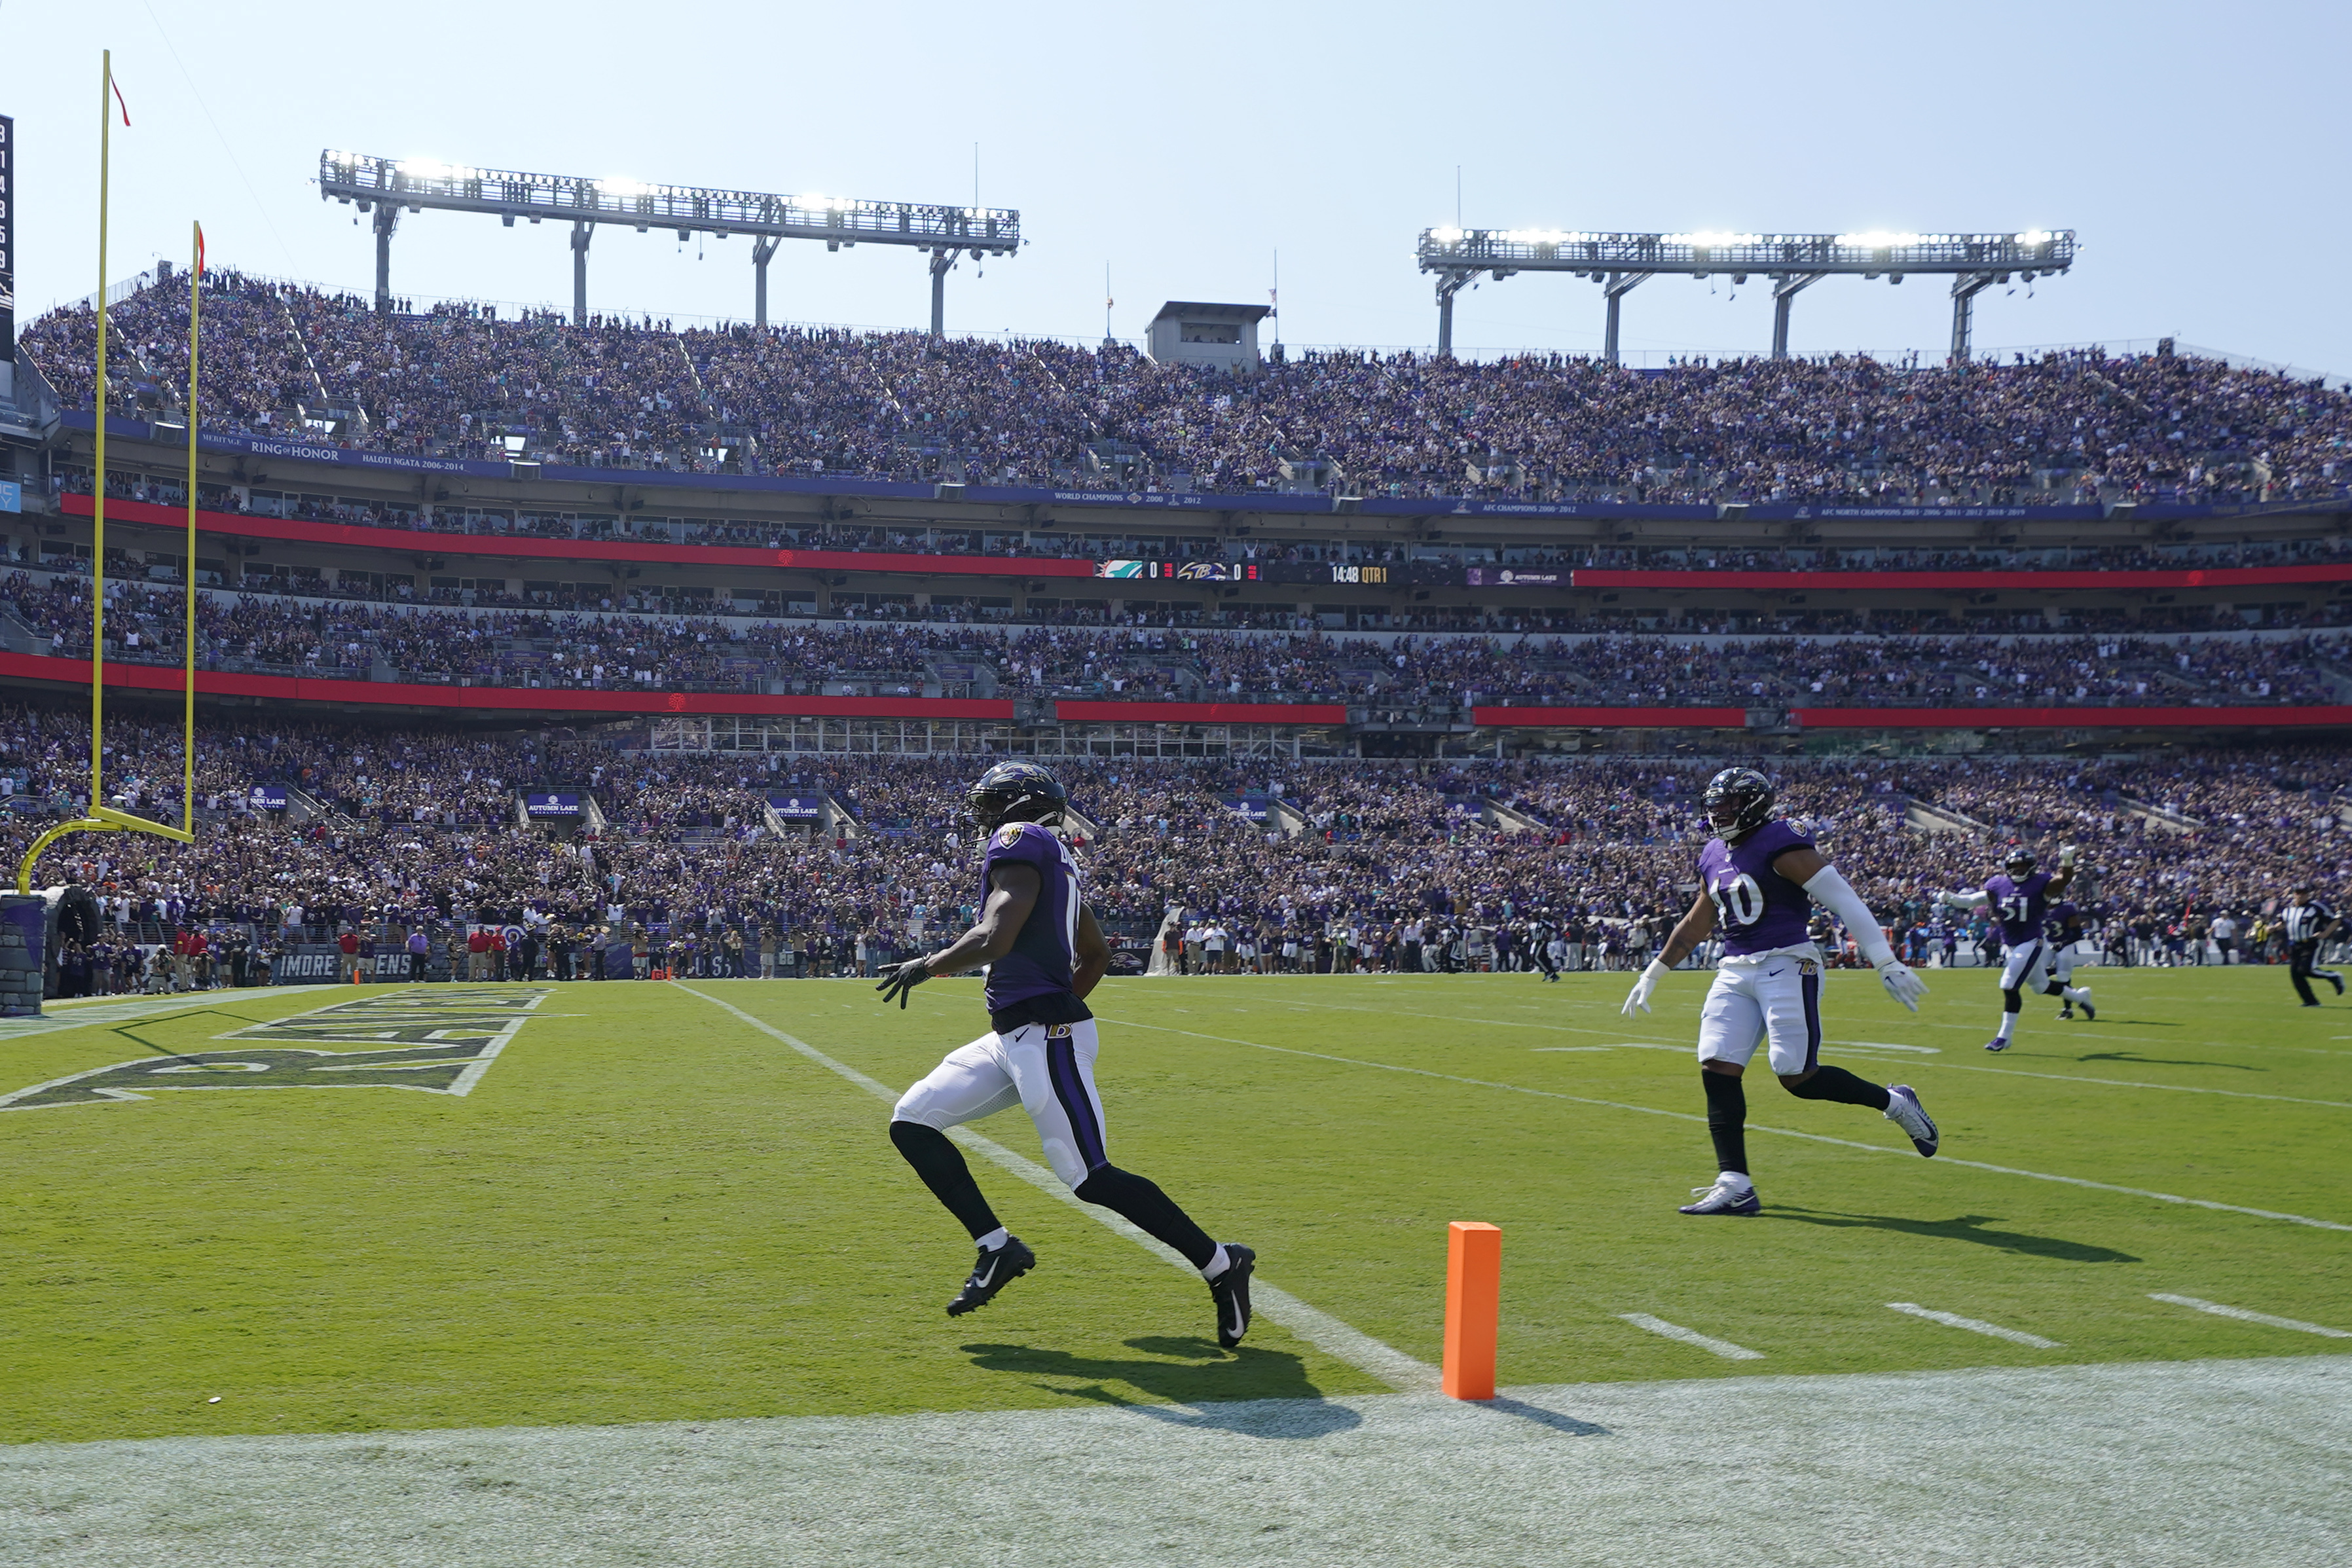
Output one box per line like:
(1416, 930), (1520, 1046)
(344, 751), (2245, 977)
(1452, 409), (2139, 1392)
(1416, 227), (2076, 363)
(318, 151), (1021, 335)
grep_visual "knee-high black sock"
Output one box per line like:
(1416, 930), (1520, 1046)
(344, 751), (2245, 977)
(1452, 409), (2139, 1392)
(889, 1119), (1002, 1242)
(1073, 1163), (1217, 1269)
(1786, 1064), (1892, 1111)
(1700, 1069), (1748, 1176)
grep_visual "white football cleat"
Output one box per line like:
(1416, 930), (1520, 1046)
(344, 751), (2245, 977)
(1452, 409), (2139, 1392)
(1678, 1180), (1761, 1216)
(1884, 1084), (1939, 1157)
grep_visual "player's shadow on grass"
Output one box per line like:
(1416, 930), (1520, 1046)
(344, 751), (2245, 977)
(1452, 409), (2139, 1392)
(1767, 1208), (2139, 1264)
(2077, 1049), (2260, 1072)
(960, 1338), (1363, 1438)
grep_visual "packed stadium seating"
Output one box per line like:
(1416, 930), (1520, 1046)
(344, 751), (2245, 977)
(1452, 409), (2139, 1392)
(25, 270), (2352, 504)
(8, 702), (2344, 993)
(4, 574), (2342, 708)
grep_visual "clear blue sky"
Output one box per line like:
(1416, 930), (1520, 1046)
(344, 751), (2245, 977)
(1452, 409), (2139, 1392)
(12, 1), (2349, 372)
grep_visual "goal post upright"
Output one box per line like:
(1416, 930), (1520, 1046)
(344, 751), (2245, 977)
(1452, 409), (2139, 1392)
(184, 217), (199, 835)
(90, 48), (109, 818)
(13, 49), (193, 900)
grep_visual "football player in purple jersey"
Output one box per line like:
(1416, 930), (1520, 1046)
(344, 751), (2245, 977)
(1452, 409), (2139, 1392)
(875, 761), (1257, 1349)
(1938, 847), (2091, 1050)
(2046, 899), (2092, 1019)
(1623, 767), (1938, 1217)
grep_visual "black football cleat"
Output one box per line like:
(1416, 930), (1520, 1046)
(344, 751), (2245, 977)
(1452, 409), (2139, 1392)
(946, 1235), (1035, 1317)
(1209, 1243), (1257, 1349)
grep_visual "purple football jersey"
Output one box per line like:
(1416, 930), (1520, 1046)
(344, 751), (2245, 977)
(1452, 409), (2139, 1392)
(1697, 818), (1818, 957)
(1984, 871), (2053, 946)
(2044, 900), (2081, 943)
(980, 822), (1081, 1013)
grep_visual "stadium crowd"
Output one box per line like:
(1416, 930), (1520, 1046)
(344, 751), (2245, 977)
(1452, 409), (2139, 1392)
(7, 703), (2347, 994)
(26, 268), (2352, 505)
(6, 575), (2343, 708)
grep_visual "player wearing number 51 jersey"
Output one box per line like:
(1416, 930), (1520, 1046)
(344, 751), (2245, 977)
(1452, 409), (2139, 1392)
(1939, 847), (2090, 1050)
(876, 761), (1257, 1350)
(1623, 767), (1939, 1217)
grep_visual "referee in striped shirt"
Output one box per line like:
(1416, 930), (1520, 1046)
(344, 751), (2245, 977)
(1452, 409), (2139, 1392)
(2283, 888), (2345, 1007)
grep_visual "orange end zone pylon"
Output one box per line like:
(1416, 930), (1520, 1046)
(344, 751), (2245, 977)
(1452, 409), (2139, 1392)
(1442, 1220), (1501, 1400)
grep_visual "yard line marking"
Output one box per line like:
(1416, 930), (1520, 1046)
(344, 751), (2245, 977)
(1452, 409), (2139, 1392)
(1617, 1313), (1764, 1360)
(671, 983), (1440, 1395)
(1097, 1016), (2352, 1235)
(1268, 995), (2344, 1108)
(1532, 1046), (1626, 1053)
(2148, 1294), (2352, 1338)
(1886, 1302), (2063, 1349)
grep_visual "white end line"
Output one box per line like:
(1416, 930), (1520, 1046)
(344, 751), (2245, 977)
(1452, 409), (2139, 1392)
(1886, 1302), (2063, 1349)
(2148, 1294), (2352, 1338)
(672, 983), (1441, 1395)
(1618, 1313), (1764, 1360)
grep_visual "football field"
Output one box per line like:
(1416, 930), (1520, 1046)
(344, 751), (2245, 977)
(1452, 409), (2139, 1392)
(3, 966), (2348, 1563)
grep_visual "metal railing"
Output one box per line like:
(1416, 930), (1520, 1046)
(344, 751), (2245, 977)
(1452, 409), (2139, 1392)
(321, 153), (1019, 254)
(1417, 228), (2075, 278)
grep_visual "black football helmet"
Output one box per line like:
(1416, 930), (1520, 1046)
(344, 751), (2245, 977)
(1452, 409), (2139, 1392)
(1702, 767), (1775, 838)
(2004, 848), (2037, 876)
(967, 761), (1069, 831)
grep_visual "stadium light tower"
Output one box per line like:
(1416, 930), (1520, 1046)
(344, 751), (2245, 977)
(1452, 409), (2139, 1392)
(318, 153), (1021, 334)
(1417, 228), (2075, 363)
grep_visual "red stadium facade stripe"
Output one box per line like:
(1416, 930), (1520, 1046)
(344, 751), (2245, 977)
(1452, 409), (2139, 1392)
(1470, 706), (1750, 727)
(58, 495), (1101, 581)
(1570, 564), (2352, 593)
(1475, 703), (2352, 729)
(60, 495), (2352, 594)
(0, 651), (1014, 719)
(1053, 699), (1351, 724)
(9, 648), (2344, 729)
(1792, 704), (2352, 729)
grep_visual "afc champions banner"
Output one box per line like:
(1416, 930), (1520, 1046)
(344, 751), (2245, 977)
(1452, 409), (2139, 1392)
(0, 113), (15, 371)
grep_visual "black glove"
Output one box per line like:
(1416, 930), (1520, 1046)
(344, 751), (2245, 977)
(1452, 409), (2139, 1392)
(875, 958), (933, 1008)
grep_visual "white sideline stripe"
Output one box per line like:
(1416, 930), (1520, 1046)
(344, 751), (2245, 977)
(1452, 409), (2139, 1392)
(1618, 1313), (1764, 1360)
(1901, 1059), (2352, 1110)
(2148, 1294), (2352, 1339)
(1099, 1017), (2352, 1235)
(672, 983), (1441, 1395)
(1886, 1302), (2064, 1349)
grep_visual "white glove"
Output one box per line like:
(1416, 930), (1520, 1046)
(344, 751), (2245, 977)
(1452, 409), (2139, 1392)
(1877, 958), (1929, 1013)
(2058, 844), (2078, 867)
(1622, 958), (1670, 1016)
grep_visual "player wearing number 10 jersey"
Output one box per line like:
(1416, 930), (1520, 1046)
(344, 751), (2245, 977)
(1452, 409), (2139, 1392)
(1623, 767), (1939, 1216)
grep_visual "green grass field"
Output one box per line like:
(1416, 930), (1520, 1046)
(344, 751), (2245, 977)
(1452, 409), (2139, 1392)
(3, 965), (2347, 1446)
